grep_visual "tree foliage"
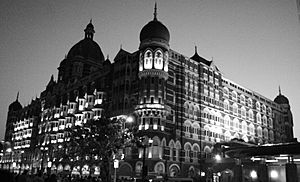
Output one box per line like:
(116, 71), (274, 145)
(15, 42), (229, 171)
(53, 117), (131, 181)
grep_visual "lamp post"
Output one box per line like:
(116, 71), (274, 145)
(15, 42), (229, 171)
(40, 146), (48, 173)
(137, 137), (153, 182)
(19, 150), (24, 174)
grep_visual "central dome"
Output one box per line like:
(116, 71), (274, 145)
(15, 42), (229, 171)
(67, 22), (105, 62)
(67, 39), (104, 61)
(140, 20), (170, 42)
(139, 3), (170, 43)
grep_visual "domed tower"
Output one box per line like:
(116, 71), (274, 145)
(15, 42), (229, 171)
(5, 92), (22, 142)
(274, 87), (294, 141)
(58, 20), (104, 83)
(136, 3), (170, 133)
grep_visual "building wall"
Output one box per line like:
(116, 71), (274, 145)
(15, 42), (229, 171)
(2, 21), (294, 177)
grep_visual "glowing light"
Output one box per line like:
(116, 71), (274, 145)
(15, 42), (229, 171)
(250, 170), (257, 179)
(47, 161), (52, 168)
(270, 170), (278, 179)
(215, 154), (221, 161)
(201, 172), (205, 177)
(126, 116), (134, 123)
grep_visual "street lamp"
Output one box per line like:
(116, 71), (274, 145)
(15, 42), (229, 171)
(40, 146), (48, 172)
(250, 170), (257, 181)
(214, 154), (221, 162)
(137, 137), (153, 182)
(19, 150), (24, 174)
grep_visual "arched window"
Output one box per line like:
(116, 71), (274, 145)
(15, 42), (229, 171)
(184, 143), (192, 161)
(263, 128), (268, 139)
(144, 50), (153, 69)
(175, 141), (181, 162)
(224, 100), (229, 111)
(184, 120), (192, 135)
(150, 136), (161, 159)
(139, 52), (143, 71)
(233, 118), (239, 131)
(248, 98), (252, 107)
(188, 104), (194, 117)
(163, 52), (169, 72)
(242, 121), (247, 134)
(257, 126), (262, 137)
(224, 115), (230, 129)
(268, 118), (273, 128)
(169, 140), (175, 161)
(241, 107), (246, 118)
(256, 102), (260, 111)
(262, 104), (266, 113)
(240, 95), (245, 104)
(232, 103), (238, 115)
(192, 144), (200, 161)
(204, 125), (210, 137)
(269, 130), (274, 141)
(223, 87), (229, 96)
(232, 91), (237, 101)
(135, 162), (143, 173)
(204, 146), (211, 158)
(154, 49), (163, 69)
(184, 102), (189, 117)
(262, 115), (267, 126)
(154, 162), (165, 175)
(249, 109), (254, 120)
(267, 107), (272, 116)
(256, 113), (261, 124)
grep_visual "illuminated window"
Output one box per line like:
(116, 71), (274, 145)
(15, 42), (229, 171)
(224, 100), (229, 111)
(144, 50), (153, 69)
(248, 98), (252, 107)
(257, 126), (262, 137)
(154, 49), (163, 69)
(256, 113), (261, 124)
(256, 102), (260, 110)
(249, 109), (254, 120)
(232, 91), (237, 101)
(164, 52), (169, 72)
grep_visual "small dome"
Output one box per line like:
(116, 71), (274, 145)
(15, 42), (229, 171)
(274, 87), (289, 105)
(139, 3), (170, 43)
(140, 20), (170, 43)
(9, 95), (22, 111)
(67, 39), (104, 61)
(274, 94), (289, 105)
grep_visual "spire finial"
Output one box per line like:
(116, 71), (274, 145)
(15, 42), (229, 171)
(279, 85), (281, 95)
(90, 18), (92, 24)
(153, 2), (157, 21)
(16, 92), (19, 101)
(195, 46), (198, 54)
(107, 54), (109, 60)
(120, 44), (122, 50)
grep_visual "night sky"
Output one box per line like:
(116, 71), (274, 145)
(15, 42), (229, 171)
(0, 0), (299, 140)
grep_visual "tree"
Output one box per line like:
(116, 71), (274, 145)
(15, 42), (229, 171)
(56, 117), (130, 181)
